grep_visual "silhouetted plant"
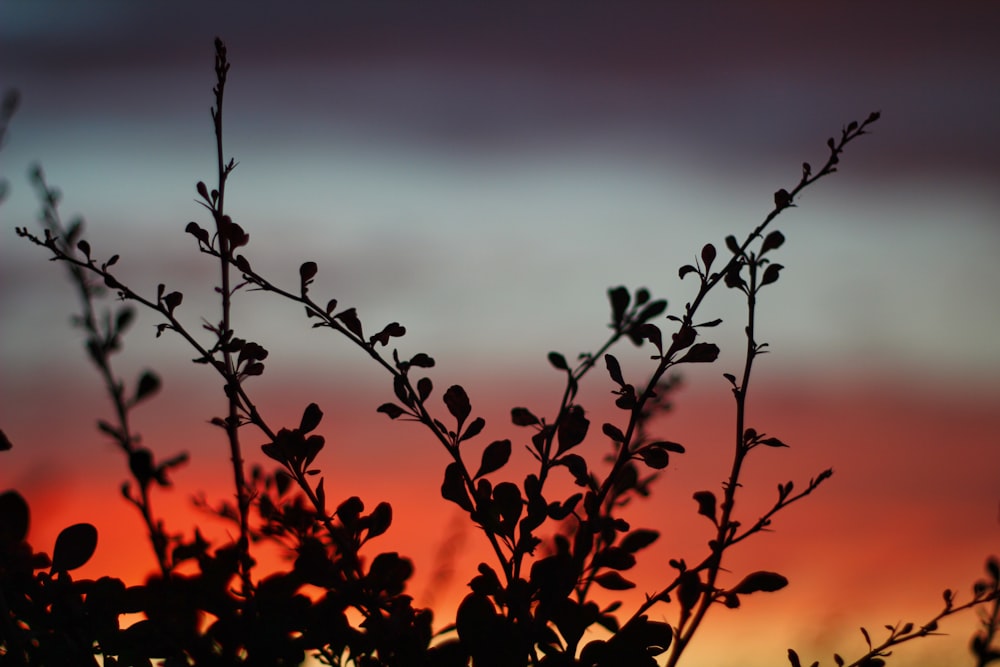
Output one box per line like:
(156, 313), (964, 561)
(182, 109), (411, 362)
(4, 40), (997, 667)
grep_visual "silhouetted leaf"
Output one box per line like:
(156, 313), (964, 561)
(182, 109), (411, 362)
(163, 291), (183, 315)
(559, 453), (590, 487)
(461, 416), (486, 442)
(0, 490), (29, 544)
(774, 188), (792, 209)
(300, 402), (323, 433)
(475, 439), (511, 479)
(678, 342), (719, 364)
(492, 482), (522, 535)
(409, 352), (435, 368)
(701, 243), (716, 271)
(605, 354), (625, 386)
(608, 286), (630, 326)
(678, 264), (698, 280)
(442, 462), (473, 512)
(443, 384), (471, 428)
(51, 522), (98, 572)
(787, 649), (803, 667)
(377, 403), (406, 419)
(185, 221), (210, 246)
(761, 263), (784, 286)
(77, 239), (91, 258)
(632, 322), (663, 354)
(337, 496), (364, 527)
(335, 307), (363, 339)
(366, 502), (392, 540)
(548, 351), (569, 371)
(725, 234), (741, 255)
(593, 571), (635, 590)
(134, 370), (161, 403)
(596, 547), (636, 571)
(725, 262), (746, 289)
(693, 491), (717, 523)
(620, 529), (659, 554)
(678, 570), (702, 613)
(511, 407), (539, 426)
(0, 429), (11, 451)
(761, 230), (785, 254)
(299, 261), (318, 286)
(370, 322), (405, 347)
(732, 570), (788, 594)
(417, 377), (433, 402)
(557, 405), (590, 455)
(638, 446), (669, 469)
(760, 436), (788, 448)
(636, 299), (667, 323)
(602, 422), (625, 443)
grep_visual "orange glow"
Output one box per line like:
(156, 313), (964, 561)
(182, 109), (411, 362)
(5, 367), (997, 665)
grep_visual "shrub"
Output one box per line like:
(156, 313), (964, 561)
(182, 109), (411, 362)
(3, 39), (997, 667)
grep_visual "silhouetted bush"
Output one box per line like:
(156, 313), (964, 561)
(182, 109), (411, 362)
(3, 40), (997, 667)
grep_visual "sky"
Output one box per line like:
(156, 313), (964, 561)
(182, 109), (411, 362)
(1, 3), (999, 666)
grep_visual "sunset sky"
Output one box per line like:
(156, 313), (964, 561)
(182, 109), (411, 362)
(1, 3), (999, 665)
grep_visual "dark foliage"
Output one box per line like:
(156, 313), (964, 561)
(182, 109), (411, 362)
(3, 40), (996, 666)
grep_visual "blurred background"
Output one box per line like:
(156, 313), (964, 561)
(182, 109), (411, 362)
(1, 3), (998, 665)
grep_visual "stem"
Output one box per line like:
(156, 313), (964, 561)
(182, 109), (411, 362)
(209, 38), (253, 599)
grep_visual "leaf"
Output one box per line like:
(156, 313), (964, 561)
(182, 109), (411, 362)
(417, 377), (433, 402)
(115, 307), (135, 333)
(678, 570), (702, 612)
(725, 234), (741, 255)
(596, 547), (636, 571)
(300, 402), (323, 433)
(619, 529), (659, 553)
(678, 342), (719, 364)
(441, 462), (473, 512)
(593, 571), (636, 590)
(701, 243), (716, 271)
(787, 649), (803, 667)
(760, 436), (789, 448)
(548, 351), (569, 371)
(366, 502), (392, 540)
(774, 188), (792, 209)
(409, 352), (435, 368)
(761, 230), (785, 254)
(0, 429), (11, 451)
(559, 453), (590, 487)
(163, 291), (183, 315)
(51, 523), (98, 572)
(475, 439), (511, 479)
(370, 322), (406, 347)
(638, 446), (669, 469)
(678, 264), (698, 280)
(636, 299), (667, 323)
(693, 490), (717, 523)
(556, 405), (589, 455)
(761, 263), (784, 286)
(443, 384), (471, 428)
(732, 570), (789, 594)
(650, 440), (685, 453)
(134, 370), (161, 403)
(377, 403), (406, 419)
(299, 261), (318, 284)
(461, 416), (486, 442)
(608, 286), (630, 326)
(604, 354), (625, 387)
(510, 407), (539, 426)
(602, 422), (625, 443)
(335, 307), (363, 339)
(77, 239), (91, 258)
(0, 490), (29, 545)
(185, 221), (210, 245)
